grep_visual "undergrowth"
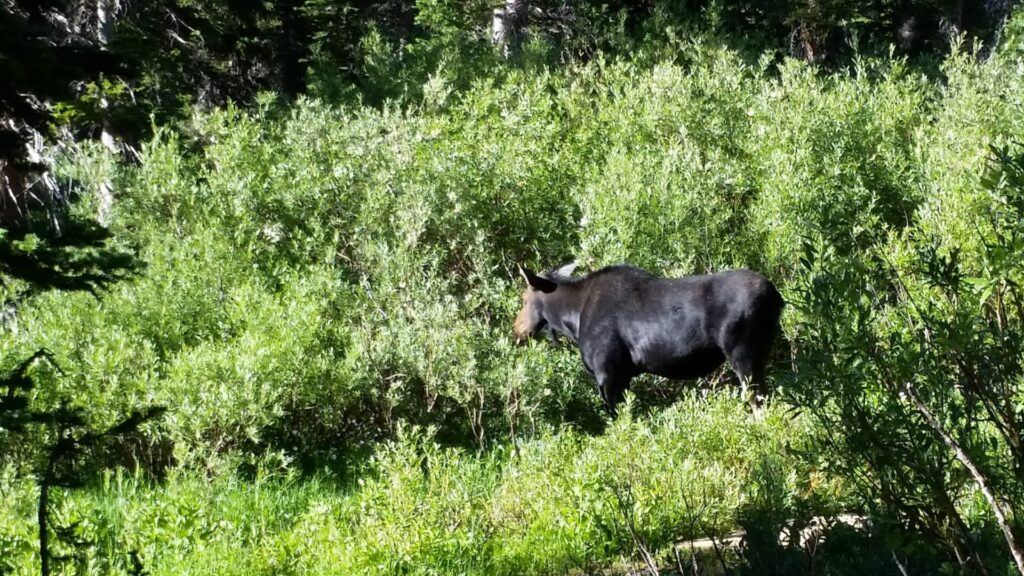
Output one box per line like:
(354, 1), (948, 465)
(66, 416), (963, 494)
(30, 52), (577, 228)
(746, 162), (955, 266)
(1, 393), (823, 576)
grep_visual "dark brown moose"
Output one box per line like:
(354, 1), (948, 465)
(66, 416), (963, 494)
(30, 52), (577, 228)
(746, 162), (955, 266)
(514, 262), (784, 413)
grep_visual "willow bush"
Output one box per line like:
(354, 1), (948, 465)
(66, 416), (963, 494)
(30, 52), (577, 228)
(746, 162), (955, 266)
(4, 17), (1024, 573)
(6, 33), (1022, 467)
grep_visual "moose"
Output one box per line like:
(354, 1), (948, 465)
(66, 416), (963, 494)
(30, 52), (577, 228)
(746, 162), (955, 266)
(514, 262), (784, 413)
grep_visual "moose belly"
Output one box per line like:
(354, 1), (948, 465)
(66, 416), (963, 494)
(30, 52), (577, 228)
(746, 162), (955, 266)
(639, 346), (726, 380)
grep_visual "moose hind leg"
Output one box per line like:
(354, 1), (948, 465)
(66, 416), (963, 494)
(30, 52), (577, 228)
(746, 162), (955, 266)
(736, 369), (767, 417)
(727, 344), (769, 414)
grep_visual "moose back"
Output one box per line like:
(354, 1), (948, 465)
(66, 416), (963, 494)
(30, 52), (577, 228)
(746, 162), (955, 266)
(514, 263), (784, 412)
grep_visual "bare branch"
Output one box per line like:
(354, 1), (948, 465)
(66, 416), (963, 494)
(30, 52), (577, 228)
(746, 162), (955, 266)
(903, 381), (1024, 574)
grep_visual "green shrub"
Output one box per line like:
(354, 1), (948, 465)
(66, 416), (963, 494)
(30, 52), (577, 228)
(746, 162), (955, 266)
(0, 394), (815, 576)
(5, 24), (1024, 572)
(7, 35), (1014, 470)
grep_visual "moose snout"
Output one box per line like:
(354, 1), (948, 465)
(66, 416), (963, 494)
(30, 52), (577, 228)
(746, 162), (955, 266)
(513, 310), (533, 346)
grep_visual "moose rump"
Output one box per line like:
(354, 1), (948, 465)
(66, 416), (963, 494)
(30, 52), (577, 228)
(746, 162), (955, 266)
(514, 264), (784, 411)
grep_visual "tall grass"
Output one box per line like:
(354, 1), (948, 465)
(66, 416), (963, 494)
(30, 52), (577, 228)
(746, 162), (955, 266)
(1, 393), (816, 575)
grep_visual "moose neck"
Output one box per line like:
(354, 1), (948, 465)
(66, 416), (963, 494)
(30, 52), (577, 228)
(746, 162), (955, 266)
(543, 283), (583, 342)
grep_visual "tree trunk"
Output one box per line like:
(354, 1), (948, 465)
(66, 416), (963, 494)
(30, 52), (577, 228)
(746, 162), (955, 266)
(492, 0), (528, 58)
(95, 0), (119, 225)
(982, 0), (1016, 58)
(278, 0), (310, 98)
(1, 158), (28, 230)
(895, 0), (921, 53)
(790, 0), (828, 64)
(96, 0), (115, 47)
(38, 476), (49, 576)
(940, 0), (964, 39)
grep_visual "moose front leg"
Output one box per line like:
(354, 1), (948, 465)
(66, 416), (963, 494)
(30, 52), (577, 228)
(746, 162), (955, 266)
(738, 372), (766, 420)
(582, 339), (634, 417)
(594, 370), (631, 417)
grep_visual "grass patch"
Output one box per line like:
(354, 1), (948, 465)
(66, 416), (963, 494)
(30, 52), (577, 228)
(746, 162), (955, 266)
(1, 392), (825, 576)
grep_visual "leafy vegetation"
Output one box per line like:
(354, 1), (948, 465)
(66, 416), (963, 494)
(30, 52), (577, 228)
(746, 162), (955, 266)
(5, 1), (1024, 574)
(0, 396), (817, 576)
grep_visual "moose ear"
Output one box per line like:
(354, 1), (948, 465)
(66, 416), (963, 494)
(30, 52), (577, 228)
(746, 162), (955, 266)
(517, 264), (557, 293)
(554, 261), (578, 278)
